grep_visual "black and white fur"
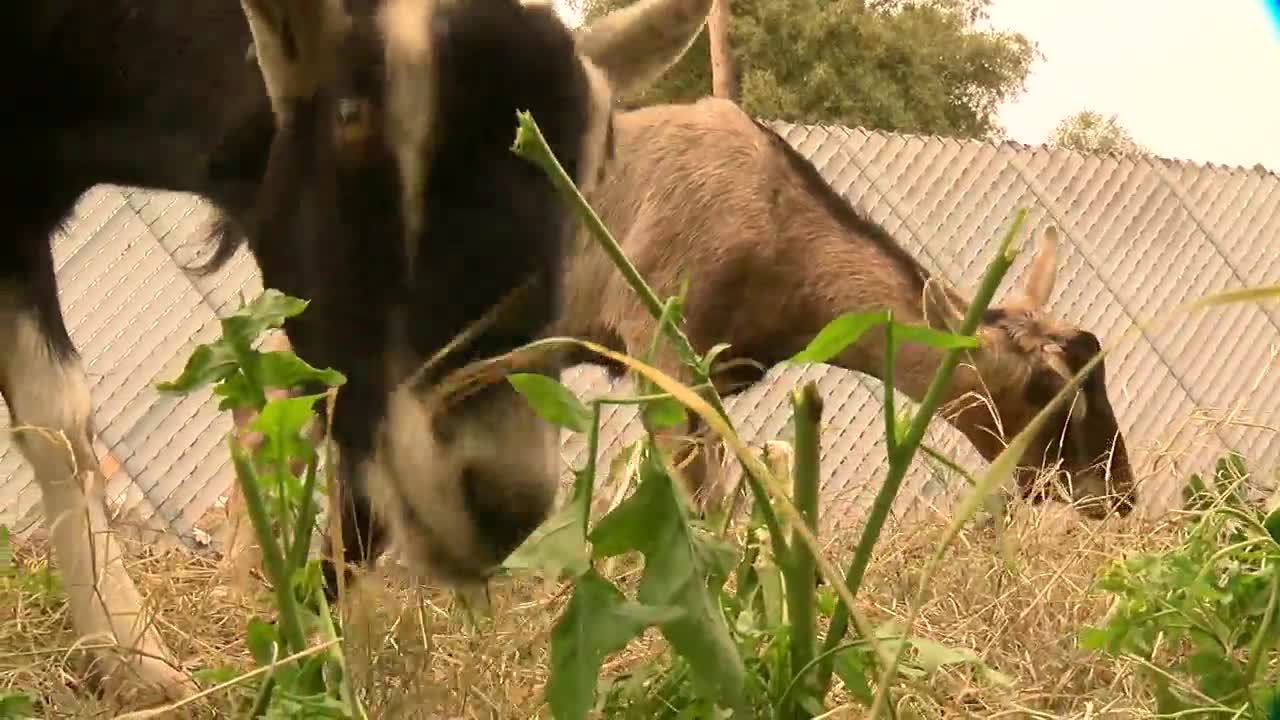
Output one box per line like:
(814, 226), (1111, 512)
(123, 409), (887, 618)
(2, 0), (710, 701)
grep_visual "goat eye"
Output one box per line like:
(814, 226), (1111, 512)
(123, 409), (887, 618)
(332, 97), (376, 158)
(336, 97), (366, 126)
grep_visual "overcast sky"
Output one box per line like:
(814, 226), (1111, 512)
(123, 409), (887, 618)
(556, 0), (1279, 172)
(985, 0), (1280, 171)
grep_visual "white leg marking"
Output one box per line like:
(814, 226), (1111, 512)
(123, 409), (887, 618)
(0, 304), (192, 702)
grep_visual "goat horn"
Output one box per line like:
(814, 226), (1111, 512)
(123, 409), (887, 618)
(240, 0), (349, 125)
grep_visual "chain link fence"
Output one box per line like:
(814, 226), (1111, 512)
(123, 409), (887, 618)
(3, 120), (1278, 545)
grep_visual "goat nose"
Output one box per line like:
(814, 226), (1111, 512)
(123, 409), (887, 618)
(1113, 489), (1137, 516)
(337, 98), (363, 125)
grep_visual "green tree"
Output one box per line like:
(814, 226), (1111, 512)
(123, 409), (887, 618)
(581, 0), (1037, 139)
(1046, 109), (1147, 155)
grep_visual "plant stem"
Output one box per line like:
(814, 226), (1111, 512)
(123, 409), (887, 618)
(514, 118), (688, 359)
(512, 112), (790, 560)
(269, 424), (293, 558)
(246, 450), (320, 719)
(781, 383), (823, 719)
(580, 402), (603, 534)
(315, 587), (366, 720)
(1245, 563), (1280, 701)
(881, 315), (898, 458)
(229, 439), (309, 657)
(813, 210), (1025, 695)
(286, 452), (321, 571)
(247, 674), (276, 718)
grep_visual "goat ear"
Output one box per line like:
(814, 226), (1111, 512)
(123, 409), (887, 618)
(922, 279), (966, 333)
(240, 0), (349, 124)
(574, 0), (713, 97)
(1020, 225), (1059, 309)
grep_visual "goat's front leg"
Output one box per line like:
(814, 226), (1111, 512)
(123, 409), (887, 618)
(0, 253), (192, 703)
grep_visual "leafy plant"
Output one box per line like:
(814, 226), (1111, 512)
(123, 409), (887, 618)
(1081, 453), (1280, 718)
(157, 290), (360, 719)
(0, 691), (35, 720)
(143, 105), (1101, 719)
(504, 110), (1039, 718)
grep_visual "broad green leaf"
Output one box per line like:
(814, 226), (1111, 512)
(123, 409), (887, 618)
(788, 311), (887, 364)
(212, 372), (258, 412)
(589, 460), (668, 559)
(191, 665), (242, 687)
(833, 647), (874, 704)
(545, 569), (682, 720)
(155, 341), (240, 394)
(691, 524), (738, 587)
(245, 289), (311, 324)
(1182, 469), (1209, 509)
(788, 310), (977, 365)
(891, 324), (978, 350)
(508, 373), (592, 433)
(250, 394), (327, 473)
(906, 636), (1012, 685)
(642, 395), (688, 430)
(1076, 626), (1112, 652)
(588, 448), (748, 712)
(293, 653), (331, 697)
(0, 692), (34, 720)
(257, 351), (347, 391)
(502, 491), (591, 578)
(250, 394), (327, 443)
(1265, 508), (1280, 545)
(612, 600), (686, 626)
(908, 636), (978, 674)
(219, 290), (310, 352)
(1262, 687), (1280, 720)
(246, 617), (279, 667)
(1186, 649), (1247, 702)
(156, 290), (315, 398)
(816, 586), (838, 618)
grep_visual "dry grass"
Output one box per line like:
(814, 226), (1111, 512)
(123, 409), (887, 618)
(849, 505), (1174, 719)
(0, 495), (1182, 720)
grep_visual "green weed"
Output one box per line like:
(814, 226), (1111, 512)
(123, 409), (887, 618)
(157, 290), (358, 719)
(1082, 453), (1280, 718)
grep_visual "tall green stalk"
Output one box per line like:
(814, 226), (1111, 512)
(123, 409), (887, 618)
(229, 441), (309, 657)
(511, 111), (790, 562)
(813, 211), (1025, 694)
(780, 383), (823, 718)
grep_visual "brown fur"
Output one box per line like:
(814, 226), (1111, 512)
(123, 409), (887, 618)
(554, 97), (1136, 519)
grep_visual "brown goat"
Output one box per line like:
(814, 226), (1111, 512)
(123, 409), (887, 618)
(553, 97), (1137, 519)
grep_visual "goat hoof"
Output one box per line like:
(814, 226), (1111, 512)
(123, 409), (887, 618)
(85, 651), (196, 707)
